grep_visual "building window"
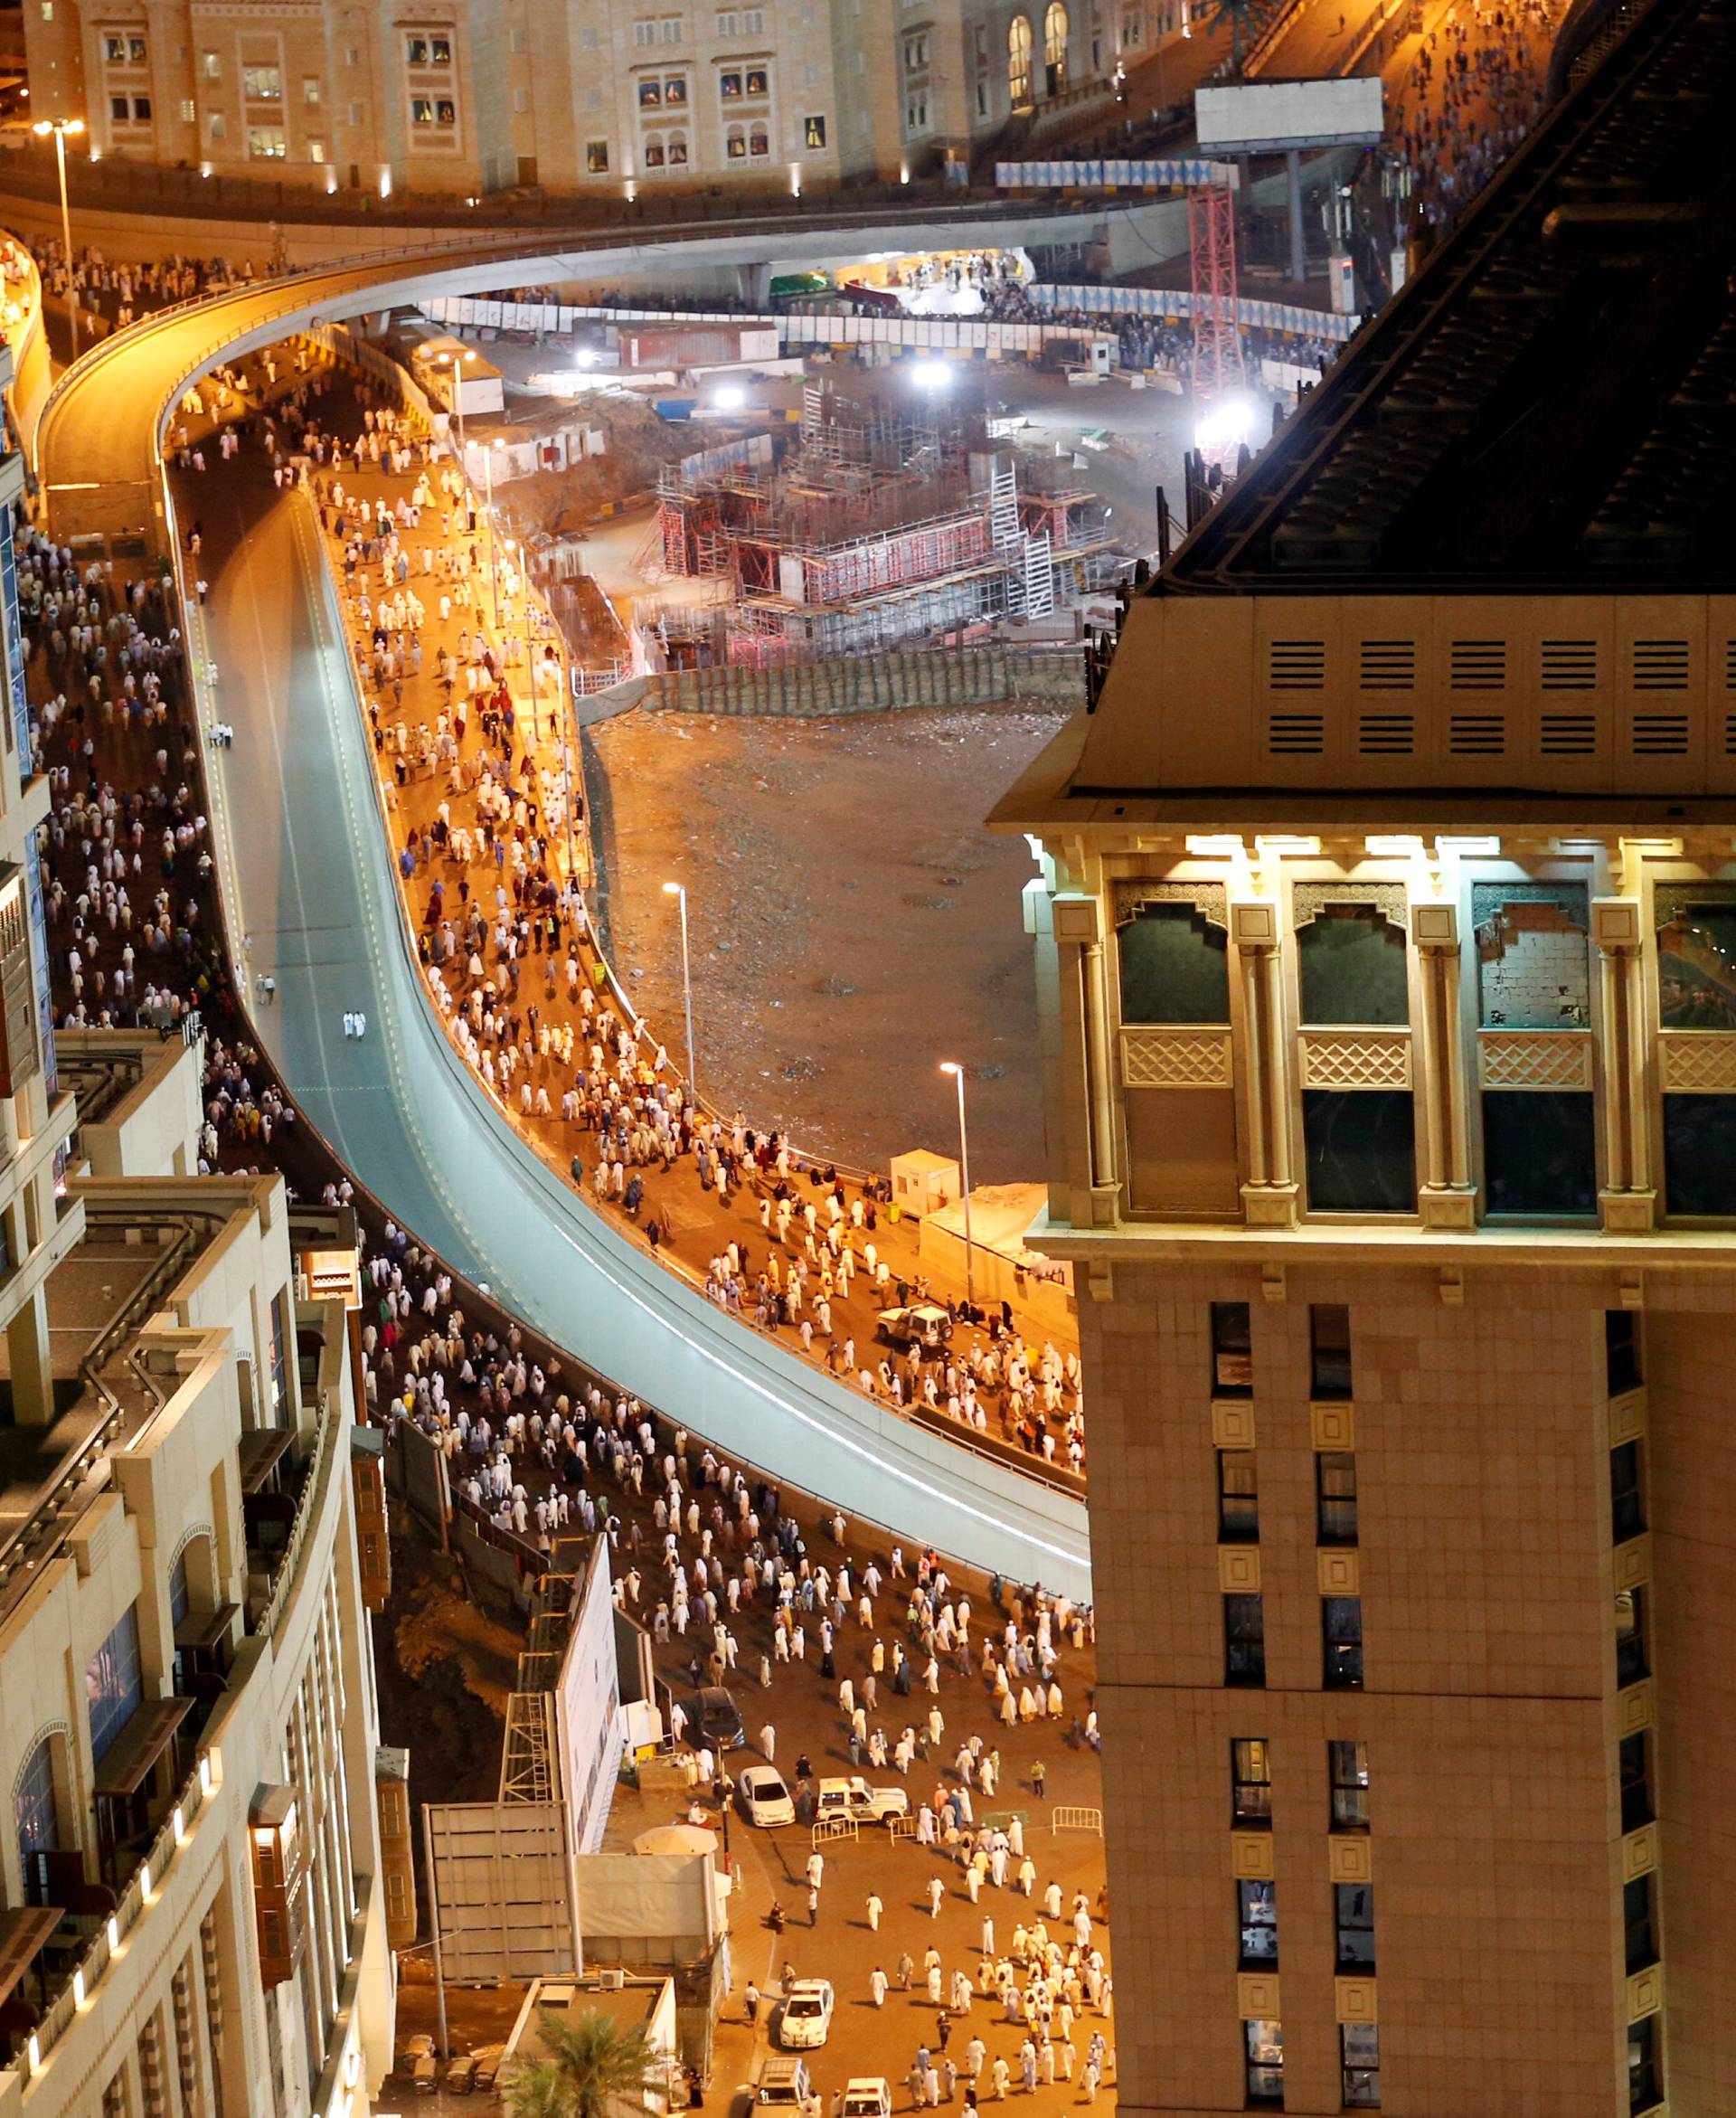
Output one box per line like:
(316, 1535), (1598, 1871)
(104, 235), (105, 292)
(309, 139), (326, 162)
(1043, 0), (1069, 90)
(639, 76), (664, 104)
(109, 95), (129, 121)
(14, 1735), (59, 1896)
(1610, 1441), (1645, 1542)
(661, 14), (685, 37)
(1303, 1089), (1415, 1215)
(1230, 1737), (1271, 1827)
(1620, 1731), (1654, 1832)
(636, 18), (658, 41)
(748, 122), (768, 155)
(1663, 1093), (1736, 1215)
(1310, 1302), (1352, 1397)
(1008, 13), (1033, 103)
(1316, 1452), (1357, 1546)
(87, 1604), (143, 1763)
(1473, 881), (1590, 1027)
(1335, 1881), (1375, 1971)
(410, 95), (458, 127)
(1237, 1880), (1278, 1970)
(1323, 1595), (1363, 1689)
(203, 50), (221, 79)
(1117, 902), (1230, 1023)
(1298, 904), (1410, 1026)
(1217, 1449), (1258, 1543)
(586, 138), (609, 171)
(726, 123), (746, 156)
(1211, 1300), (1251, 1395)
(745, 63), (769, 93)
(1616, 1587), (1648, 1688)
(1607, 1310), (1641, 1395)
(247, 124), (286, 156)
(803, 112), (826, 147)
(304, 77), (322, 104)
(904, 94), (928, 130)
(243, 65), (283, 99)
(1224, 1593), (1265, 1688)
(1342, 2023), (1381, 2109)
(1328, 1739), (1369, 1830)
(406, 33), (454, 64)
(1656, 889), (1736, 1030)
(721, 68), (743, 96)
(1244, 2020), (1283, 2106)
(904, 32), (929, 66)
(1624, 1873), (1658, 1974)
(209, 112), (226, 139)
(1628, 2015), (1662, 2112)
(1483, 1090), (1598, 1217)
(169, 1552), (191, 1631)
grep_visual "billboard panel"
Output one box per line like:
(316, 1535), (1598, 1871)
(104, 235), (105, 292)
(1195, 77), (1382, 150)
(426, 1801), (579, 1983)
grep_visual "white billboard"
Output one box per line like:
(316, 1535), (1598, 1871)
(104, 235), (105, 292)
(1195, 77), (1383, 151)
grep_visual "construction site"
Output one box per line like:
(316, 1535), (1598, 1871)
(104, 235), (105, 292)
(645, 384), (1125, 668)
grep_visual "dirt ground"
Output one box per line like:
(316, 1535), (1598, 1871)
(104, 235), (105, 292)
(583, 704), (1063, 1184)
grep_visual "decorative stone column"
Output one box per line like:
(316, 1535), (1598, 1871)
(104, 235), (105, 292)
(1231, 898), (1298, 1227)
(1412, 900), (1477, 1229)
(1051, 894), (1121, 1229)
(1593, 896), (1656, 1232)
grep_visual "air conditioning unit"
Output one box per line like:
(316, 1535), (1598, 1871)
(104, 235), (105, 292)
(596, 1969), (626, 1991)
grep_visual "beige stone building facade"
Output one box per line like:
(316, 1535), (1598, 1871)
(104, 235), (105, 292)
(20, 0), (1178, 194)
(989, 0), (1733, 2104)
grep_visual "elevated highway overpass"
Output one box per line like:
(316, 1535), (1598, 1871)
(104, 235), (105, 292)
(33, 204), (1100, 1593)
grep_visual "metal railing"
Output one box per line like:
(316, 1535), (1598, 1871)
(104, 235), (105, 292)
(1051, 1805), (1102, 1836)
(22, 1746), (212, 2080)
(257, 1390), (340, 1641)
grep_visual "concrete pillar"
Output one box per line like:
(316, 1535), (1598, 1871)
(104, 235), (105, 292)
(736, 262), (771, 308)
(1052, 894), (1120, 1228)
(1286, 149), (1306, 284)
(1594, 897), (1656, 1232)
(1413, 902), (1477, 1228)
(5, 1283), (55, 1426)
(1231, 898), (1299, 1227)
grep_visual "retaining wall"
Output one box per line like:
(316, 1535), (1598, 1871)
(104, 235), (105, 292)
(588, 647), (1087, 722)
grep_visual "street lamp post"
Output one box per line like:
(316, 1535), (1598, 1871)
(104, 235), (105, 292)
(483, 439), (503, 629)
(662, 882), (697, 1104)
(939, 1061), (975, 1314)
(33, 118), (85, 361)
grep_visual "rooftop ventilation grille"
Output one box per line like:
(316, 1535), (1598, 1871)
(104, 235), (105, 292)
(1358, 640), (1415, 691)
(1449, 640), (1507, 690)
(1630, 713), (1689, 755)
(1541, 713), (1598, 755)
(1449, 714), (1506, 755)
(1631, 639), (1689, 690)
(1542, 639), (1599, 689)
(1357, 714), (1414, 756)
(1268, 640), (1326, 689)
(1267, 712), (1325, 755)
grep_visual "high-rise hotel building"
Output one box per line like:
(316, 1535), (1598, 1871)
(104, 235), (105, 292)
(992, 0), (1736, 2109)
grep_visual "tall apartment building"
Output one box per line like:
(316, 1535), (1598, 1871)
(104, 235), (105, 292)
(0, 334), (396, 2117)
(20, 0), (1173, 195)
(992, 0), (1736, 2110)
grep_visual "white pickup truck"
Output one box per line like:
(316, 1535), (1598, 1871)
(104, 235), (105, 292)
(814, 1775), (910, 1824)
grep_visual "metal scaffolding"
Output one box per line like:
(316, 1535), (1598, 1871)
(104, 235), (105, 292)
(1189, 178), (1246, 459)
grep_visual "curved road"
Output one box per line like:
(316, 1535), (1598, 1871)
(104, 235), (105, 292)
(36, 218), (1094, 1594)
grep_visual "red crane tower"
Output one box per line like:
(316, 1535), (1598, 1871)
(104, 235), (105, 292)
(1189, 175), (1247, 464)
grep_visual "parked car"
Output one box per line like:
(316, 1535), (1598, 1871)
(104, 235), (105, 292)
(472, 2047), (506, 2092)
(814, 1775), (910, 1824)
(692, 1686), (747, 1749)
(777, 1979), (835, 2050)
(875, 1303), (953, 1351)
(753, 2056), (820, 2118)
(445, 2054), (477, 2095)
(841, 2082), (892, 2118)
(738, 1763), (796, 1828)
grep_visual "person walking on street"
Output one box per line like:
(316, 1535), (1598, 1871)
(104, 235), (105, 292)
(867, 1891), (883, 1932)
(745, 1981), (761, 2024)
(871, 1965), (889, 2008)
